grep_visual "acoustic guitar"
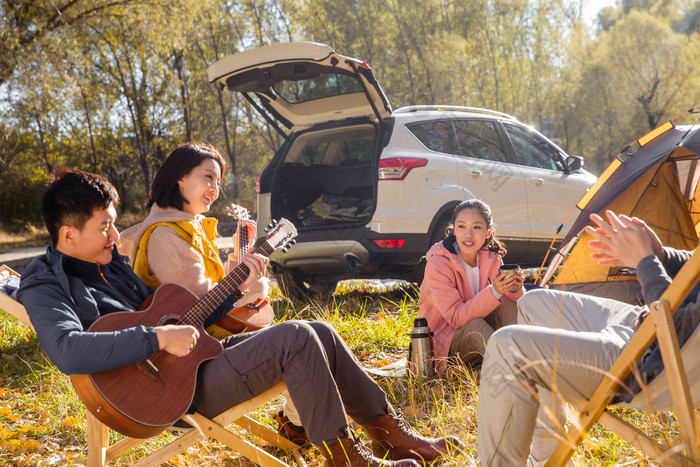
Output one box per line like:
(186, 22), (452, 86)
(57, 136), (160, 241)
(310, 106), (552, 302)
(213, 204), (274, 334)
(70, 219), (297, 439)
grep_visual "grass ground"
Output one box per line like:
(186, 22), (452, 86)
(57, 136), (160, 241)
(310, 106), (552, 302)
(0, 280), (679, 466)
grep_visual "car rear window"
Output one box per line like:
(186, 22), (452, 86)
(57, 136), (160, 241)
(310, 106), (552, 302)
(285, 127), (375, 166)
(453, 120), (508, 163)
(273, 73), (363, 103)
(406, 121), (451, 153)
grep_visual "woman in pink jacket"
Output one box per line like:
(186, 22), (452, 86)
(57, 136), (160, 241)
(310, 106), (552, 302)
(418, 199), (524, 367)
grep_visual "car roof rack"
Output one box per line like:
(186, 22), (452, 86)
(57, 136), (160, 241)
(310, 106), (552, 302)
(394, 105), (517, 121)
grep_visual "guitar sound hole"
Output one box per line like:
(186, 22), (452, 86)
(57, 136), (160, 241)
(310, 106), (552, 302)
(158, 314), (185, 327)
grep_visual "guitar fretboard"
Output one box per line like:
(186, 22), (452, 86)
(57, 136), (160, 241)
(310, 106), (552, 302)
(179, 241), (274, 326)
(239, 222), (250, 262)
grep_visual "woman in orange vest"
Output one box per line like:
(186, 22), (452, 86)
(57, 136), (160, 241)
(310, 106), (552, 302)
(120, 142), (308, 445)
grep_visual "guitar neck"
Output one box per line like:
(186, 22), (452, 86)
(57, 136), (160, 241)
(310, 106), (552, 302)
(184, 241), (273, 327)
(239, 221), (249, 262)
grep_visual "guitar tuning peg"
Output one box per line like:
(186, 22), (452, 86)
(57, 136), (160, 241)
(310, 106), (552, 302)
(272, 219), (278, 225)
(281, 248), (288, 253)
(267, 223), (274, 230)
(290, 239), (297, 245)
(263, 227), (269, 233)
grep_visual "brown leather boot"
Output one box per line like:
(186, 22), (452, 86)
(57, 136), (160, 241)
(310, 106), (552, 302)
(321, 436), (420, 467)
(362, 405), (465, 463)
(272, 410), (311, 446)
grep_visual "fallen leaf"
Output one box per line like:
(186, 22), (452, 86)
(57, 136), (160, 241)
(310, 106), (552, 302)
(62, 416), (80, 428)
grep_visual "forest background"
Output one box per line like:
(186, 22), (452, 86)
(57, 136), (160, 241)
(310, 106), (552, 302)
(2, 0), (700, 231)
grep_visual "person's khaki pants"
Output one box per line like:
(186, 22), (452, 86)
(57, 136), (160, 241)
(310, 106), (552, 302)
(477, 289), (645, 466)
(449, 297), (518, 364)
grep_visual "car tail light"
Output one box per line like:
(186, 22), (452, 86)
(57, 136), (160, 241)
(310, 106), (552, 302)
(256, 173), (262, 194)
(351, 59), (371, 69)
(373, 239), (406, 248)
(378, 157), (428, 180)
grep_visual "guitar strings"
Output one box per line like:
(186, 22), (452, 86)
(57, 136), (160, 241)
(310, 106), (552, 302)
(177, 242), (276, 328)
(147, 237), (285, 364)
(240, 223), (250, 262)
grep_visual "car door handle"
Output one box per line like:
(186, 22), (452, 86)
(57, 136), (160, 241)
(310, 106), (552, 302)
(529, 178), (544, 184)
(471, 170), (483, 176)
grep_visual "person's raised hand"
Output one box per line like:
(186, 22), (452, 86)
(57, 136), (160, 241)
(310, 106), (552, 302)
(628, 215), (666, 262)
(585, 210), (659, 268)
(155, 324), (200, 357)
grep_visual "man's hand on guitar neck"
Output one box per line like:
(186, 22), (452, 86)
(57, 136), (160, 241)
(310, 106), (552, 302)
(156, 325), (200, 357)
(237, 251), (269, 295)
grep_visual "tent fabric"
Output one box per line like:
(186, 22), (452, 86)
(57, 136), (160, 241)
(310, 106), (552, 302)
(632, 159), (698, 250)
(552, 160), (696, 282)
(677, 123), (700, 157)
(542, 122), (700, 301)
(674, 155), (700, 201)
(561, 125), (692, 248)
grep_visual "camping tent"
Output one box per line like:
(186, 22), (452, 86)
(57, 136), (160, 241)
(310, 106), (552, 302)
(539, 119), (700, 304)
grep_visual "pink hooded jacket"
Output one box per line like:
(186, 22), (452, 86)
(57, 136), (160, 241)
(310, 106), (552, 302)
(418, 236), (524, 365)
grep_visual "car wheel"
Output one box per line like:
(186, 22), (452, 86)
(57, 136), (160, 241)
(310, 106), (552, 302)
(430, 217), (450, 249)
(275, 269), (337, 301)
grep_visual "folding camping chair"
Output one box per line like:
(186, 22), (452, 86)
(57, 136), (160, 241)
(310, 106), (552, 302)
(545, 250), (700, 466)
(0, 265), (32, 328)
(0, 265), (305, 467)
(86, 380), (305, 467)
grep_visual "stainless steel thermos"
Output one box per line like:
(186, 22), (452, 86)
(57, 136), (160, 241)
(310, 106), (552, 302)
(408, 317), (434, 377)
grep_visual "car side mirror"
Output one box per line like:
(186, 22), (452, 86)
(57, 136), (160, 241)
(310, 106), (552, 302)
(566, 155), (583, 172)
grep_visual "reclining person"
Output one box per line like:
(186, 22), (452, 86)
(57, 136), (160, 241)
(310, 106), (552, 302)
(18, 168), (464, 467)
(477, 210), (699, 466)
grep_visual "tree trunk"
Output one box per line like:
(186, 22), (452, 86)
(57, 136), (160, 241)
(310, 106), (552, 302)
(173, 49), (192, 142)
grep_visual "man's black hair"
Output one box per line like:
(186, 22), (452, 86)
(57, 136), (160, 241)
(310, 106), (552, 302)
(41, 168), (119, 245)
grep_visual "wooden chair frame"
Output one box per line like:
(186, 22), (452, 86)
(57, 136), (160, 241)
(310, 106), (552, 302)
(546, 250), (700, 466)
(0, 265), (305, 467)
(87, 380), (305, 467)
(0, 265), (32, 328)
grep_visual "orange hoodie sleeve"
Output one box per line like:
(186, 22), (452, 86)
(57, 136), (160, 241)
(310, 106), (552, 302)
(421, 255), (501, 330)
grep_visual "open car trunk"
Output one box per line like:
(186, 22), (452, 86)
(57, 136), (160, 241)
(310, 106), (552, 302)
(208, 41), (394, 235)
(269, 123), (380, 229)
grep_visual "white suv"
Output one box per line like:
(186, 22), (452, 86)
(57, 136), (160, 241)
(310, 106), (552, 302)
(208, 42), (596, 297)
